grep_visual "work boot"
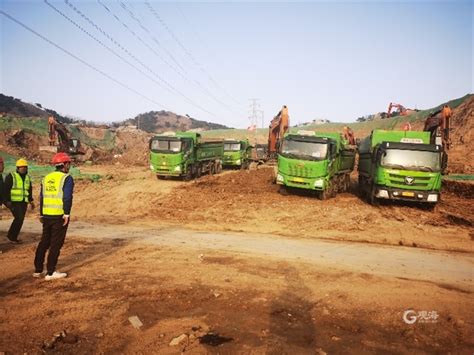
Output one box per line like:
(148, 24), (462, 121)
(9, 239), (23, 244)
(45, 271), (67, 281)
(33, 271), (45, 278)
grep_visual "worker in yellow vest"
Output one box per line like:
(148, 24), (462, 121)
(4, 158), (35, 244)
(34, 152), (74, 280)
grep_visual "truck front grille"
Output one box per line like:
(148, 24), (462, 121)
(388, 174), (431, 187)
(288, 164), (314, 178)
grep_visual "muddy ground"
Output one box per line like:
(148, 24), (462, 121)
(73, 166), (473, 252)
(0, 166), (473, 354)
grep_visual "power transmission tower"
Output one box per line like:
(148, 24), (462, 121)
(248, 98), (260, 128)
(248, 98), (260, 144)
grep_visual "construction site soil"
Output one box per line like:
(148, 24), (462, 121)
(1, 165), (473, 354)
(1, 96), (473, 353)
(70, 166), (473, 253)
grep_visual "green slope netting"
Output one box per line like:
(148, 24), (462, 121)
(0, 116), (49, 136)
(443, 175), (474, 181)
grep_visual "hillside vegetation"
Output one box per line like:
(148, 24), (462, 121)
(120, 110), (230, 133)
(202, 94), (473, 144)
(0, 93), (472, 173)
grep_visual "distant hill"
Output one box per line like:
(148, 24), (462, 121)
(0, 93), (48, 118)
(0, 93), (75, 124)
(119, 110), (231, 133)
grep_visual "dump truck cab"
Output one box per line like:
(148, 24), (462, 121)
(149, 132), (223, 180)
(223, 139), (251, 169)
(276, 130), (355, 199)
(149, 132), (195, 177)
(358, 130), (442, 205)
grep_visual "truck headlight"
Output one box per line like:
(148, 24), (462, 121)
(276, 174), (284, 183)
(376, 189), (389, 198)
(236, 159), (241, 165)
(314, 179), (324, 188)
(427, 194), (438, 202)
(174, 165), (181, 172)
(150, 164), (154, 171)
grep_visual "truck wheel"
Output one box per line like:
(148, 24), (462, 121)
(368, 185), (379, 206)
(184, 166), (193, 181)
(358, 176), (365, 197)
(279, 186), (289, 195)
(157, 175), (166, 180)
(423, 203), (436, 211)
(318, 189), (328, 200)
(209, 163), (215, 175)
(344, 174), (351, 192)
(216, 161), (222, 174)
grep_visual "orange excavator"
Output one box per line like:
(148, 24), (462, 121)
(47, 116), (84, 156)
(423, 105), (452, 173)
(268, 105), (289, 160)
(387, 102), (416, 118)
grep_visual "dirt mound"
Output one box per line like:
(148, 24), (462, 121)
(448, 96), (474, 174)
(442, 179), (474, 199)
(0, 129), (49, 161)
(113, 129), (153, 166)
(182, 168), (276, 195)
(79, 126), (109, 140)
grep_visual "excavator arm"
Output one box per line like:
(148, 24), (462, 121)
(268, 105), (289, 159)
(387, 102), (407, 118)
(423, 105), (452, 173)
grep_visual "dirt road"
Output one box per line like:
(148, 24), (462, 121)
(5, 219), (474, 293)
(1, 219), (473, 354)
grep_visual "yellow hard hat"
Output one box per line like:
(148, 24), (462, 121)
(16, 158), (28, 167)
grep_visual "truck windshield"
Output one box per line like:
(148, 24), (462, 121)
(224, 143), (241, 151)
(280, 140), (328, 161)
(381, 149), (441, 172)
(151, 139), (182, 153)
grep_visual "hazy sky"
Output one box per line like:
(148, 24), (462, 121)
(1, 1), (472, 128)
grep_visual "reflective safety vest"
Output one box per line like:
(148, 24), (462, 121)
(42, 171), (69, 216)
(10, 172), (31, 202)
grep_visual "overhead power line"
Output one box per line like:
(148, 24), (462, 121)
(117, 1), (186, 74)
(0, 9), (169, 111)
(144, 1), (243, 114)
(96, 0), (183, 76)
(64, 0), (215, 117)
(44, 0), (171, 94)
(119, 1), (240, 116)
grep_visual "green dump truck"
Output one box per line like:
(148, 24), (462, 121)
(358, 130), (442, 205)
(223, 139), (252, 169)
(275, 130), (356, 199)
(149, 132), (223, 180)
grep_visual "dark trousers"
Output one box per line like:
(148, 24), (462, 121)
(7, 202), (28, 241)
(34, 217), (69, 275)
